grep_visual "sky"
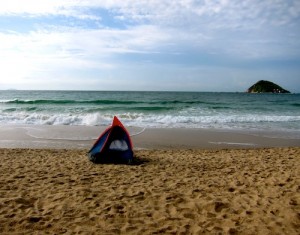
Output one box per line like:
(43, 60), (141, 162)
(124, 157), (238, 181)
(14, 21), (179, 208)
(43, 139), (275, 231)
(0, 0), (299, 92)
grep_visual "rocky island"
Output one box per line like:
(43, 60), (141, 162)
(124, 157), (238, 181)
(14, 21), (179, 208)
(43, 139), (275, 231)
(247, 80), (290, 93)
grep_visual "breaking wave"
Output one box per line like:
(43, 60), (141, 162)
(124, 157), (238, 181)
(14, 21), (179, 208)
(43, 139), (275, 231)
(0, 111), (299, 129)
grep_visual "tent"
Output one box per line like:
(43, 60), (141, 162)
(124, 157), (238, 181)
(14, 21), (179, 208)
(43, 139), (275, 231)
(88, 116), (134, 164)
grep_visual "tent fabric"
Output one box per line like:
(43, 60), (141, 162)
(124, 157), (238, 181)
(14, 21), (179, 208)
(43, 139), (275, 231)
(88, 116), (133, 164)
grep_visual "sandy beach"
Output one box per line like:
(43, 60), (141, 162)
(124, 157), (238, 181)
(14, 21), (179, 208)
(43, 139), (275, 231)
(0, 146), (299, 234)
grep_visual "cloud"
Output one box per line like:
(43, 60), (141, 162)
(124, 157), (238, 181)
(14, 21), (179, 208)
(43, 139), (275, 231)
(0, 23), (174, 87)
(1, 0), (299, 58)
(1, 1), (299, 26)
(0, 0), (299, 91)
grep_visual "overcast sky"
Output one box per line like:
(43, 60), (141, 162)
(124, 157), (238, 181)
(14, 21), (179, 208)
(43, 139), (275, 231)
(0, 0), (299, 92)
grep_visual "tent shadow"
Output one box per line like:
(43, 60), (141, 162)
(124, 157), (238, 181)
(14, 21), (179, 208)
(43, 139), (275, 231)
(88, 155), (151, 166)
(130, 157), (151, 166)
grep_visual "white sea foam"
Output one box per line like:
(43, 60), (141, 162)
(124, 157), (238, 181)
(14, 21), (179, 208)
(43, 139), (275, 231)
(1, 111), (299, 129)
(209, 142), (257, 146)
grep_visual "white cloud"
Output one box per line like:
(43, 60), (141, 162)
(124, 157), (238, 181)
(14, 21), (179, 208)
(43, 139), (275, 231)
(0, 0), (101, 20)
(1, 0), (299, 27)
(0, 24), (174, 87)
(0, 0), (68, 15)
(0, 0), (299, 91)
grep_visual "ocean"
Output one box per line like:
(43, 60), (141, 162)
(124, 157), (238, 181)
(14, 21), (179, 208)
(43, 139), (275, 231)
(0, 90), (299, 137)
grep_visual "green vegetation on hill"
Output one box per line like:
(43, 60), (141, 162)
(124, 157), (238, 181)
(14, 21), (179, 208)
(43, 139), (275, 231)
(247, 80), (290, 93)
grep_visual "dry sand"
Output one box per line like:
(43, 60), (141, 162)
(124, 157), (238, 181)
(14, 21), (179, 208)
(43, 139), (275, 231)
(0, 147), (299, 234)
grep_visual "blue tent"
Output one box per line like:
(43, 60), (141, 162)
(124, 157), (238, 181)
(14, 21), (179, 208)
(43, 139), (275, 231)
(88, 116), (133, 164)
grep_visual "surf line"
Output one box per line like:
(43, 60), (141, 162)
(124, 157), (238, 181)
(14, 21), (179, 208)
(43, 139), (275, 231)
(130, 127), (146, 137)
(209, 141), (256, 146)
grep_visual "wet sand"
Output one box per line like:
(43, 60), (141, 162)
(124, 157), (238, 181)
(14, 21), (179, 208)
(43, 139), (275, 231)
(0, 124), (299, 149)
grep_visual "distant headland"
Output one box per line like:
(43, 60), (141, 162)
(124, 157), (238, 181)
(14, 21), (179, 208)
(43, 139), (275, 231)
(247, 80), (290, 93)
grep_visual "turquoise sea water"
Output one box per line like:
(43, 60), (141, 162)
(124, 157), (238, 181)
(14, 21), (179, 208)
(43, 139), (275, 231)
(0, 90), (299, 134)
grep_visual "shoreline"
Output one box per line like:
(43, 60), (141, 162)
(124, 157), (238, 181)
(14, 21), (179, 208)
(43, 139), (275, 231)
(0, 124), (299, 149)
